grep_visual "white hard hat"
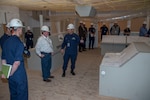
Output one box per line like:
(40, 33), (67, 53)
(67, 23), (75, 29)
(143, 21), (147, 24)
(6, 22), (10, 28)
(41, 25), (50, 32)
(80, 21), (83, 23)
(114, 21), (118, 23)
(83, 22), (86, 25)
(91, 23), (94, 25)
(27, 26), (31, 30)
(9, 18), (24, 27)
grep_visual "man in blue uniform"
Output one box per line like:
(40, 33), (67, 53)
(139, 21), (148, 36)
(0, 23), (11, 49)
(61, 23), (80, 77)
(100, 23), (108, 40)
(1, 18), (28, 100)
(25, 26), (34, 50)
(89, 23), (96, 49)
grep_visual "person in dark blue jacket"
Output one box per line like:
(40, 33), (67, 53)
(147, 28), (150, 37)
(24, 26), (34, 50)
(0, 23), (11, 49)
(61, 23), (80, 77)
(100, 23), (108, 40)
(89, 23), (96, 49)
(139, 21), (148, 36)
(0, 23), (30, 58)
(1, 18), (28, 100)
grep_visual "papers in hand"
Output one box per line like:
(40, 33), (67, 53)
(1, 64), (12, 78)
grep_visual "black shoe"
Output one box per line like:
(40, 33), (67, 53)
(43, 79), (51, 82)
(62, 71), (66, 77)
(79, 50), (82, 52)
(49, 76), (54, 78)
(71, 71), (75, 76)
(62, 72), (65, 77)
(83, 49), (86, 51)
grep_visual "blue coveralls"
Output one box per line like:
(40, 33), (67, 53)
(139, 26), (147, 36)
(100, 25), (108, 40)
(2, 35), (28, 100)
(89, 27), (96, 49)
(0, 33), (10, 49)
(25, 31), (34, 50)
(61, 33), (80, 71)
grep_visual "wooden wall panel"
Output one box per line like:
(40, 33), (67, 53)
(131, 17), (145, 32)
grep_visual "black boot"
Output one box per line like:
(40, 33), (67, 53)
(71, 70), (75, 76)
(62, 71), (66, 77)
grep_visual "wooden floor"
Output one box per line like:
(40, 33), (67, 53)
(0, 47), (126, 100)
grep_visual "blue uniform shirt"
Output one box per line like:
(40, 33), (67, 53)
(2, 35), (27, 81)
(139, 26), (147, 36)
(0, 33), (10, 49)
(100, 26), (108, 35)
(25, 31), (33, 41)
(61, 33), (80, 54)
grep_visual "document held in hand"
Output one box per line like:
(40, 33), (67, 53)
(1, 64), (12, 78)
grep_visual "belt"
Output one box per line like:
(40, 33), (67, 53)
(41, 52), (51, 54)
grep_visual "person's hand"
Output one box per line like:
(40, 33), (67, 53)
(61, 49), (64, 54)
(40, 54), (45, 58)
(51, 52), (54, 56)
(1, 74), (6, 79)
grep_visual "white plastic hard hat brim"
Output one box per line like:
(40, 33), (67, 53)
(9, 18), (24, 28)
(143, 21), (147, 24)
(6, 23), (10, 28)
(114, 21), (118, 23)
(80, 21), (83, 23)
(91, 23), (94, 25)
(27, 26), (31, 30)
(41, 25), (50, 32)
(67, 24), (75, 29)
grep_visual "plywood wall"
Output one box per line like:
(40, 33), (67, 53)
(131, 17), (145, 32)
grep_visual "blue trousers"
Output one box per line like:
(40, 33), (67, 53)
(89, 37), (95, 49)
(26, 40), (33, 50)
(41, 52), (52, 80)
(9, 76), (28, 100)
(63, 53), (77, 71)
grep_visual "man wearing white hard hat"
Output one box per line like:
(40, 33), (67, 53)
(139, 21), (148, 36)
(100, 23), (109, 40)
(1, 18), (28, 100)
(35, 25), (54, 82)
(0, 22), (11, 49)
(78, 21), (86, 52)
(110, 21), (120, 35)
(24, 26), (34, 50)
(89, 23), (96, 49)
(83, 22), (88, 50)
(61, 23), (80, 77)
